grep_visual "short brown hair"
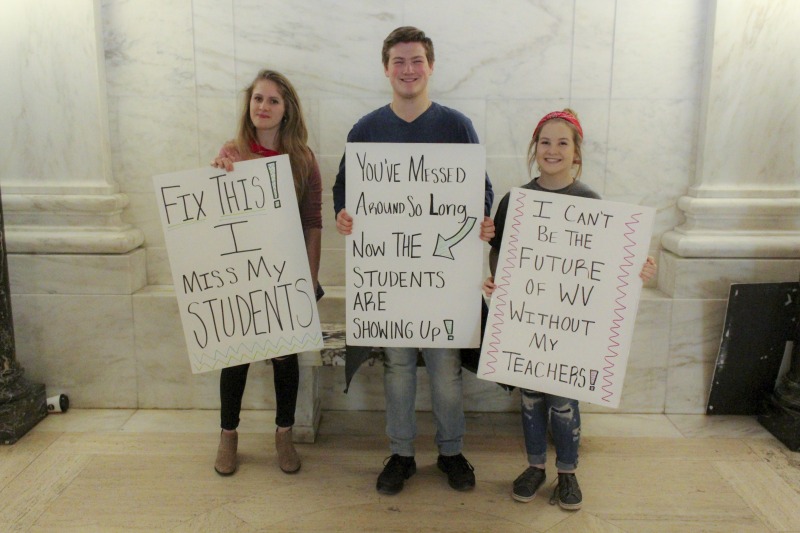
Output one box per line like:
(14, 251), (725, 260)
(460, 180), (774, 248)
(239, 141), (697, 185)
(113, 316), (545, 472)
(382, 26), (434, 68)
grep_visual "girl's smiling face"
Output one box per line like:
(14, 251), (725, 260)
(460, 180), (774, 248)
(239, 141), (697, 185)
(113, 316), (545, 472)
(535, 121), (577, 180)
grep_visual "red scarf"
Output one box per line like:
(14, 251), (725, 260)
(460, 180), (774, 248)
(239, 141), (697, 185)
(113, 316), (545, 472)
(249, 142), (280, 158)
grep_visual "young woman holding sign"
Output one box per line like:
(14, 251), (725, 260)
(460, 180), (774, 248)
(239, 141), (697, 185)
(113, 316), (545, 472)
(210, 69), (322, 476)
(483, 109), (656, 510)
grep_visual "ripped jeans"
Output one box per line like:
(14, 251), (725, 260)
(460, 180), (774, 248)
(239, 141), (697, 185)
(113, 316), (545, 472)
(520, 389), (580, 471)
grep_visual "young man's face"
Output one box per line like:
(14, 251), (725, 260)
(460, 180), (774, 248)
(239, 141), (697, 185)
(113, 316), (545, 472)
(384, 42), (434, 101)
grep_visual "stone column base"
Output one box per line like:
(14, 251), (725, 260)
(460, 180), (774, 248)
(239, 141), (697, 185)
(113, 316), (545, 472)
(0, 378), (47, 444)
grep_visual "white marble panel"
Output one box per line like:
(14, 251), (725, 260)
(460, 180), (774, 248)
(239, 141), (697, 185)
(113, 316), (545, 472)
(231, 2), (402, 98)
(320, 362), (385, 411)
(145, 247), (172, 286)
(3, 0), (113, 191)
(403, 0), (573, 99)
(114, 96), (200, 193)
(101, 0), (195, 98)
(107, 93), (123, 182)
(319, 245), (345, 288)
(318, 155), (341, 195)
(197, 97), (239, 168)
(316, 287), (344, 324)
(320, 194), (343, 244)
(605, 98), (699, 251)
(132, 286), (279, 410)
(699, 0), (799, 188)
(585, 296), (672, 414)
(125, 191), (164, 250)
(8, 250), (146, 296)
(302, 96), (322, 156)
(572, 0), (615, 99)
(666, 299), (728, 414)
(659, 254), (800, 300)
(133, 287), (217, 409)
(485, 99), (567, 157)
(12, 294), (138, 408)
(192, 0), (236, 98)
(611, 0), (707, 99)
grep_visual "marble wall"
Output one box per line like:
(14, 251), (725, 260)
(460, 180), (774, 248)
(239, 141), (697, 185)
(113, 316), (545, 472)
(122, 0), (703, 415)
(4, 0), (799, 415)
(100, 0), (707, 288)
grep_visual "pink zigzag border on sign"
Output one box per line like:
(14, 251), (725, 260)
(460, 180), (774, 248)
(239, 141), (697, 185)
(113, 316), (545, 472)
(601, 213), (642, 402)
(484, 192), (526, 374)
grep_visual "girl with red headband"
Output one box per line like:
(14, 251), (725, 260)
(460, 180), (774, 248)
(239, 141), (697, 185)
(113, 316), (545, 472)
(483, 109), (656, 510)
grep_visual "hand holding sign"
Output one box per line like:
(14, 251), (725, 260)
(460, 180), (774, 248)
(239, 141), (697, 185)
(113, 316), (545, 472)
(154, 155), (323, 373)
(344, 143), (486, 348)
(478, 188), (655, 407)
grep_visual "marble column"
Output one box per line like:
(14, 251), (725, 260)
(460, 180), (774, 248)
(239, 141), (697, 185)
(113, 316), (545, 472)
(658, 0), (800, 415)
(661, 0), (799, 262)
(0, 187), (46, 444)
(0, 0), (145, 409)
(1, 0), (144, 255)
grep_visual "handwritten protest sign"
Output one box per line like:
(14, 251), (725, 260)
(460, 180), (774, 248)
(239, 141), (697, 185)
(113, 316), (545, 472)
(153, 156), (323, 374)
(345, 143), (485, 348)
(478, 188), (654, 407)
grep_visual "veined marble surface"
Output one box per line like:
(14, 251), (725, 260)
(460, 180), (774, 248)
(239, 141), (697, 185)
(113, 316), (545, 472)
(96, 0), (709, 285)
(4, 1), (800, 419)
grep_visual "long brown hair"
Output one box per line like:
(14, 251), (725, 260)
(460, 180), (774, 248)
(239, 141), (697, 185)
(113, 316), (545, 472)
(235, 69), (313, 199)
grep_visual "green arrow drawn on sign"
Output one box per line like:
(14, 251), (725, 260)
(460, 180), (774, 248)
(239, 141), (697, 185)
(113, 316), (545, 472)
(433, 216), (477, 260)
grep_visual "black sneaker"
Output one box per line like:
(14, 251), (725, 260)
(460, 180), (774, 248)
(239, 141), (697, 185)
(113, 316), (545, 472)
(436, 453), (475, 491)
(512, 466), (546, 502)
(549, 472), (582, 510)
(376, 454), (416, 495)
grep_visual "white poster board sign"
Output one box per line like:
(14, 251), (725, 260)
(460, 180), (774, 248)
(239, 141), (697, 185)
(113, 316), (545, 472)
(478, 188), (655, 407)
(345, 143), (485, 348)
(153, 155), (323, 373)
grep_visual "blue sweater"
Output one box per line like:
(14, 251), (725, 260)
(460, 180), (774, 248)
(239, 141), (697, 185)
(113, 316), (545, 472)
(332, 103), (494, 216)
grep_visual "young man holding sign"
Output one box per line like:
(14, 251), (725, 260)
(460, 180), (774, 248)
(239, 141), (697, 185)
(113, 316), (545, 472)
(333, 26), (494, 495)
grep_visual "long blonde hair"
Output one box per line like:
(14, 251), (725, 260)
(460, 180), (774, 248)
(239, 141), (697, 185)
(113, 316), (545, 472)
(235, 69), (313, 199)
(527, 108), (584, 181)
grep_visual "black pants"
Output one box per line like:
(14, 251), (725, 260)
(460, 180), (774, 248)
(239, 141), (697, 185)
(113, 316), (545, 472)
(219, 354), (299, 430)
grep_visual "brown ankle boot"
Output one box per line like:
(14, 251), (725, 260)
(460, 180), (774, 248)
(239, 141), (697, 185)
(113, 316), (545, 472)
(214, 430), (238, 476)
(275, 428), (300, 474)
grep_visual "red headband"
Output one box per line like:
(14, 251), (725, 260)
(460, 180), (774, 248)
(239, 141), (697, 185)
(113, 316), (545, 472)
(533, 111), (583, 140)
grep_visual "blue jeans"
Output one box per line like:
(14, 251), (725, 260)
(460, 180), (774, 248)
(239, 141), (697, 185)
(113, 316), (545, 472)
(521, 389), (580, 471)
(383, 347), (465, 457)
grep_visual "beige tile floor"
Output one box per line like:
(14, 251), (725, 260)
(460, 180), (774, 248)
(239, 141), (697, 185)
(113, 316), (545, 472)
(2, 409), (800, 532)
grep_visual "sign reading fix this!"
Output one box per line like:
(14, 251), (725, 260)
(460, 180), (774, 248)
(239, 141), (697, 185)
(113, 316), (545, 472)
(153, 155), (323, 373)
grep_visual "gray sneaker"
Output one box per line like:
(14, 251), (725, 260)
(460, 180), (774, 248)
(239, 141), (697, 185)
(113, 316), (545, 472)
(512, 466), (546, 502)
(550, 472), (582, 510)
